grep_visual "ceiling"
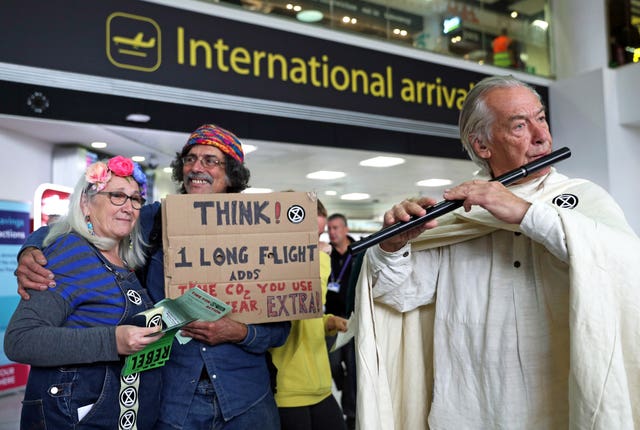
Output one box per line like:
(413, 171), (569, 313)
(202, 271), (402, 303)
(0, 115), (477, 230)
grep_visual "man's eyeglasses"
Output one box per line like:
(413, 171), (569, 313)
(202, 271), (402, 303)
(96, 191), (146, 210)
(182, 154), (226, 168)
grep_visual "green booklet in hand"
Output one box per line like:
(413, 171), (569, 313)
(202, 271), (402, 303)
(155, 288), (231, 333)
(123, 288), (231, 375)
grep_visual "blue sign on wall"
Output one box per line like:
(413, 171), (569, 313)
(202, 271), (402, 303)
(0, 201), (30, 366)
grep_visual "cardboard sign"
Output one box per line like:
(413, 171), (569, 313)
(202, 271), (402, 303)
(162, 192), (321, 323)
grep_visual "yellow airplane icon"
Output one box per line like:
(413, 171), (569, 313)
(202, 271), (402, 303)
(113, 32), (156, 49)
(106, 12), (161, 71)
(113, 32), (156, 57)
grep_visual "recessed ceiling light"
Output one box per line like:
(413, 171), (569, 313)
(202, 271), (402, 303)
(306, 170), (346, 180)
(242, 144), (257, 154)
(324, 190), (337, 196)
(297, 10), (323, 22)
(416, 178), (453, 187)
(91, 141), (107, 149)
(243, 187), (273, 193)
(359, 156), (405, 167)
(341, 192), (370, 200)
(131, 155), (145, 162)
(126, 113), (151, 123)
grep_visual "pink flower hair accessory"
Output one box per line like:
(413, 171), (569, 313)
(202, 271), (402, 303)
(85, 162), (111, 193)
(85, 156), (148, 197)
(107, 156), (134, 177)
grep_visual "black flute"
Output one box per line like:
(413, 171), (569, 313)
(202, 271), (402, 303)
(349, 147), (572, 255)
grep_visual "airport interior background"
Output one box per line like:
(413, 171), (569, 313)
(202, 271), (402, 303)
(2, 0), (638, 228)
(1, 0), (639, 230)
(1, 0), (640, 427)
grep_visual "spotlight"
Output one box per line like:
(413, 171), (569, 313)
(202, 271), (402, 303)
(126, 113), (151, 123)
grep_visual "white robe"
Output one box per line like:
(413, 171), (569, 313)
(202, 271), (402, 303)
(354, 170), (640, 430)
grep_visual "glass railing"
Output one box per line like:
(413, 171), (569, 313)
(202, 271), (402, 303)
(200, 0), (553, 77)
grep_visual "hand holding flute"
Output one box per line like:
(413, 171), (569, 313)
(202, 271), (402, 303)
(353, 147), (572, 254)
(379, 181), (533, 252)
(378, 197), (439, 252)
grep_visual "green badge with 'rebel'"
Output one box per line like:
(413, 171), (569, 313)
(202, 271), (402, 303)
(122, 328), (178, 376)
(122, 288), (232, 376)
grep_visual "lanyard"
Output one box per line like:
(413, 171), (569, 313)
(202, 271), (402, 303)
(330, 253), (352, 284)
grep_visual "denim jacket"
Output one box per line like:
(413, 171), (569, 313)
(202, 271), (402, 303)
(138, 203), (290, 425)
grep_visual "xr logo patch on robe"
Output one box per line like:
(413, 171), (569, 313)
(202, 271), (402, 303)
(552, 194), (579, 209)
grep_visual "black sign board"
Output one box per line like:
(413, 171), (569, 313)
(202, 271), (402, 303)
(0, 0), (549, 128)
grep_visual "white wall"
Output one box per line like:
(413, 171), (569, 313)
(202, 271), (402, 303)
(550, 0), (640, 234)
(615, 62), (640, 127)
(549, 69), (609, 189)
(603, 67), (640, 230)
(552, 0), (609, 79)
(0, 129), (53, 214)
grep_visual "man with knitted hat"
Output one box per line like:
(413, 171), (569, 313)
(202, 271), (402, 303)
(172, 123), (248, 195)
(16, 124), (290, 429)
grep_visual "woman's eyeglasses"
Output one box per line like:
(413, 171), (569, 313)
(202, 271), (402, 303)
(182, 154), (226, 168)
(96, 191), (146, 209)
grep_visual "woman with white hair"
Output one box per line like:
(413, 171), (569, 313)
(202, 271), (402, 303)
(5, 156), (162, 430)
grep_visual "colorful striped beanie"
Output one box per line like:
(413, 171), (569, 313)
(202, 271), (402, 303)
(183, 124), (244, 163)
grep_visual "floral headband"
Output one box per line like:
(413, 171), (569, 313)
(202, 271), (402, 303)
(85, 155), (148, 197)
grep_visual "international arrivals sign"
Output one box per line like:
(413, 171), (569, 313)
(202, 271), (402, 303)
(0, 0), (547, 126)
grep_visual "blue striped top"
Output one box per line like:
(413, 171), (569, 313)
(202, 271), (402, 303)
(45, 233), (127, 327)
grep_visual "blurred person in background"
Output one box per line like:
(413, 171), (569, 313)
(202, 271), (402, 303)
(492, 28), (514, 68)
(325, 213), (357, 430)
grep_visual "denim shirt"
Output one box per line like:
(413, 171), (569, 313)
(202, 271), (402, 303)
(138, 203), (290, 424)
(22, 203), (290, 425)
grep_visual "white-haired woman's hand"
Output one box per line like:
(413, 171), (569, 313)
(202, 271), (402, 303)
(115, 325), (163, 355)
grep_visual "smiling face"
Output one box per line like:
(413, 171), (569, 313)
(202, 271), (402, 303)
(475, 86), (553, 181)
(183, 145), (230, 195)
(82, 176), (141, 241)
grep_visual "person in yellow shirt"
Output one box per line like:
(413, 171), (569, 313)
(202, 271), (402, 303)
(269, 199), (348, 430)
